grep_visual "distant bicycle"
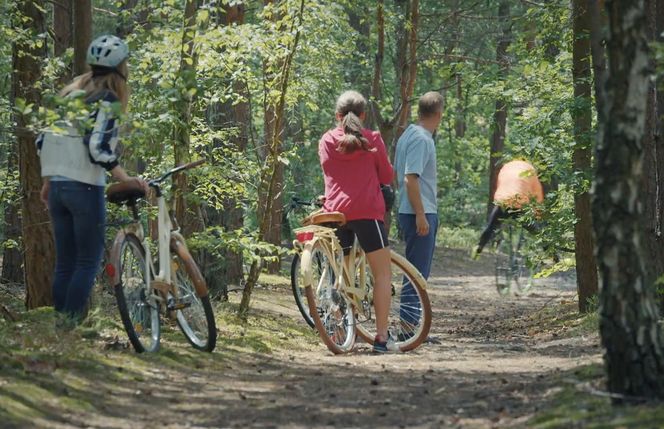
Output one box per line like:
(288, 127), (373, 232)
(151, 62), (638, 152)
(106, 160), (217, 353)
(293, 207), (431, 354)
(494, 221), (533, 295)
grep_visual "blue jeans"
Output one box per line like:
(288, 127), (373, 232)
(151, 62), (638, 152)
(48, 181), (105, 318)
(398, 213), (438, 325)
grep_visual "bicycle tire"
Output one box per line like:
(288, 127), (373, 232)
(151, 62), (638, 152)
(290, 254), (315, 328)
(302, 240), (356, 354)
(494, 226), (532, 295)
(355, 251), (432, 352)
(171, 240), (217, 352)
(113, 233), (160, 353)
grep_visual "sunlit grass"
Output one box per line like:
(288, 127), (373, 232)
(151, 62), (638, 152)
(0, 276), (317, 427)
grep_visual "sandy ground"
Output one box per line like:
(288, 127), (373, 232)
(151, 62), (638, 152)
(5, 247), (601, 429)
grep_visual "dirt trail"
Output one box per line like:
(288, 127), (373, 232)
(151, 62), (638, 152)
(9, 248), (601, 429)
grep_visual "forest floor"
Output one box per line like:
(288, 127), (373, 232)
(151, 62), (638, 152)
(1, 246), (664, 428)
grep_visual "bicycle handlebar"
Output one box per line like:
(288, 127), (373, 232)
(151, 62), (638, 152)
(289, 196), (324, 209)
(150, 159), (206, 186)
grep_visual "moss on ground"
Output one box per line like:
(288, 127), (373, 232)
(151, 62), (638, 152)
(529, 367), (664, 429)
(0, 274), (315, 427)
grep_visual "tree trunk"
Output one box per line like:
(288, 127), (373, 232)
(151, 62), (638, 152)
(53, 0), (72, 57)
(393, 0), (419, 147)
(589, 0), (607, 127)
(116, 0), (150, 37)
(368, 0), (385, 131)
(592, 0), (664, 401)
(239, 0), (305, 320)
(53, 0), (72, 85)
(72, 0), (91, 76)
(13, 0), (55, 309)
(200, 3), (249, 297)
(571, 0), (599, 313)
(641, 0), (664, 304)
(488, 0), (511, 214)
(173, 0), (204, 237)
(656, 0), (664, 312)
(257, 0), (287, 274)
(1, 149), (23, 284)
(346, 4), (372, 97)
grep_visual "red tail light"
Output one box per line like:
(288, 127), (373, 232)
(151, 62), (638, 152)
(105, 263), (116, 278)
(295, 231), (314, 243)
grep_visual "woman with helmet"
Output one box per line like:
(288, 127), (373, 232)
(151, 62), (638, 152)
(37, 35), (147, 326)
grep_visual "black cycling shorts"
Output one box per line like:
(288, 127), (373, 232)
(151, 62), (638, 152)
(335, 219), (389, 255)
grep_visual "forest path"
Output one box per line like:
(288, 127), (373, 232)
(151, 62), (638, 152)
(4, 248), (601, 429)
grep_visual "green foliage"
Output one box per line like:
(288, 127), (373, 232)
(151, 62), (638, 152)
(1, 0), (600, 313)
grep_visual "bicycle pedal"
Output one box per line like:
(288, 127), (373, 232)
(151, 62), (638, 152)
(167, 302), (191, 311)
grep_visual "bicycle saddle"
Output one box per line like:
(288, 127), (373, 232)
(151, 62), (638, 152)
(106, 179), (146, 205)
(303, 211), (346, 226)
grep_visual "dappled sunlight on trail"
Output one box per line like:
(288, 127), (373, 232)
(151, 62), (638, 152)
(0, 248), (602, 428)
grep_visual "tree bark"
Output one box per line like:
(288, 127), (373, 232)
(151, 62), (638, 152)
(488, 0), (511, 214)
(72, 0), (91, 76)
(53, 0), (72, 57)
(116, 0), (150, 38)
(641, 0), (664, 305)
(593, 0), (664, 401)
(346, 3), (372, 97)
(571, 0), (599, 313)
(239, 0), (305, 320)
(588, 0), (607, 127)
(13, 0), (55, 308)
(200, 3), (249, 297)
(173, 0), (204, 237)
(1, 155), (23, 284)
(368, 0), (385, 132)
(257, 0), (287, 274)
(393, 0), (419, 147)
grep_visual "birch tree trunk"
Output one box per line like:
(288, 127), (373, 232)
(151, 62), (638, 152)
(593, 0), (664, 401)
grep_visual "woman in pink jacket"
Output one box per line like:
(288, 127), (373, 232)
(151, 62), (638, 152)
(318, 90), (396, 353)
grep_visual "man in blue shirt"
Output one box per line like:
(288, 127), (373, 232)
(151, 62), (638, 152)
(395, 92), (443, 330)
(396, 91), (443, 280)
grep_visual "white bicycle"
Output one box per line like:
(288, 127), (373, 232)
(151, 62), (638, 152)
(106, 160), (217, 353)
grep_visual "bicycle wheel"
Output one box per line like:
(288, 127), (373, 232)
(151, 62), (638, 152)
(494, 227), (532, 295)
(353, 258), (376, 345)
(113, 233), (160, 353)
(356, 251), (432, 352)
(170, 243), (217, 352)
(303, 241), (355, 354)
(290, 254), (314, 328)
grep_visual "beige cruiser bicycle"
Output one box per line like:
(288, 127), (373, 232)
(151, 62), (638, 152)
(105, 160), (216, 353)
(293, 210), (432, 354)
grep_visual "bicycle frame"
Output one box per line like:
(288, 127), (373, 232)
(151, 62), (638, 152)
(109, 160), (207, 304)
(295, 225), (369, 314)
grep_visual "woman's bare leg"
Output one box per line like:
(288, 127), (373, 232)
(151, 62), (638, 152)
(365, 247), (392, 341)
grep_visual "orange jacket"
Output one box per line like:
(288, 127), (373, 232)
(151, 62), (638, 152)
(493, 160), (544, 209)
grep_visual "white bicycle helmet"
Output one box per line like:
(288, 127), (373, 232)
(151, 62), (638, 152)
(87, 35), (128, 68)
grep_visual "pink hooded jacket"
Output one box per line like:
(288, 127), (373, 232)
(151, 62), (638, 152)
(319, 127), (394, 221)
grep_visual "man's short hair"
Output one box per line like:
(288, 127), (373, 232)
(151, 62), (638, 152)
(418, 91), (444, 118)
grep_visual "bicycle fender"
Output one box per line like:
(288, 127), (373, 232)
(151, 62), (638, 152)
(299, 238), (321, 289)
(108, 224), (144, 288)
(170, 232), (209, 298)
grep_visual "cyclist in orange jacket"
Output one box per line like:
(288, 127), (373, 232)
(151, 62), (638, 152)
(472, 160), (544, 258)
